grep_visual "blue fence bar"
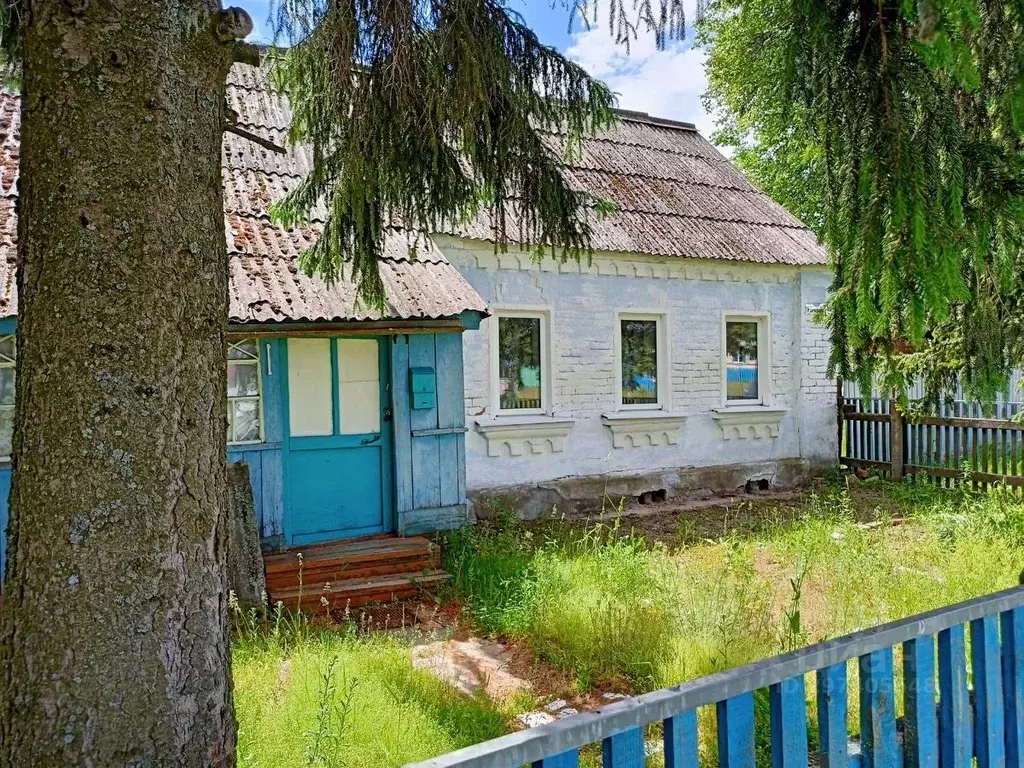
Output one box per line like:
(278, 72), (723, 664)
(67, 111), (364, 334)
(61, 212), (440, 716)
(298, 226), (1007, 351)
(1004, 607), (1024, 767)
(663, 710), (698, 768)
(406, 586), (1024, 768)
(902, 636), (938, 768)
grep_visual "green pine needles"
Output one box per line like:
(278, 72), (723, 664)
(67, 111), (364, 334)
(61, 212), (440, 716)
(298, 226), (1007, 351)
(268, 0), (619, 310)
(705, 0), (1024, 402)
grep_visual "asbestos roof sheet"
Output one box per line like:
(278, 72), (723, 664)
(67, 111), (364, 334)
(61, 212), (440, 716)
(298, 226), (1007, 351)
(0, 70), (488, 324)
(448, 114), (828, 266)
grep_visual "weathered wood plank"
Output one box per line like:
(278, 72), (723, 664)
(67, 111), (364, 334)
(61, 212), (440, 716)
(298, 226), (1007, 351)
(902, 636), (938, 768)
(663, 711), (698, 768)
(602, 727), (645, 768)
(717, 693), (756, 768)
(1002, 607), (1024, 768)
(770, 676), (807, 768)
(391, 336), (414, 515)
(858, 649), (899, 768)
(816, 663), (849, 768)
(409, 334), (442, 509)
(970, 616), (1005, 768)
(938, 625), (972, 768)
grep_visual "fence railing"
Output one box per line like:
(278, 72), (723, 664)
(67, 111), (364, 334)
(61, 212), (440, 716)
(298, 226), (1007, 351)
(405, 585), (1024, 768)
(841, 397), (1024, 487)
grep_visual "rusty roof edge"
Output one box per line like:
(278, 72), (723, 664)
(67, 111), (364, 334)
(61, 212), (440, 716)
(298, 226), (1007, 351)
(611, 108), (697, 131)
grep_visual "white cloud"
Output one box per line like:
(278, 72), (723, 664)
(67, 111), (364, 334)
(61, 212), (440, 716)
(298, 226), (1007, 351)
(566, 23), (713, 139)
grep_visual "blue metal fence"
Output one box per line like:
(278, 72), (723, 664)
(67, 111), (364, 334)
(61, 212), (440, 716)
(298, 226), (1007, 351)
(406, 585), (1024, 768)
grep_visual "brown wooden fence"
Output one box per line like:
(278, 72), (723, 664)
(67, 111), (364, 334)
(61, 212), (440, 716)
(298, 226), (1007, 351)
(841, 397), (1024, 487)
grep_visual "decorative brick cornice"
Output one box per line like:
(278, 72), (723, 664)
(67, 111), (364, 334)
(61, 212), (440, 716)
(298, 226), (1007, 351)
(441, 242), (800, 285)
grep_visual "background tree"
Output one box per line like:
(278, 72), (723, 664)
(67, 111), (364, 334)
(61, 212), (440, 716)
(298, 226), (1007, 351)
(703, 0), (1024, 403)
(0, 0), (619, 763)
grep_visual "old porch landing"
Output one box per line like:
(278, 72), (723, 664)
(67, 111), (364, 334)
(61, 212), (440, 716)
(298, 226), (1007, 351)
(264, 535), (448, 613)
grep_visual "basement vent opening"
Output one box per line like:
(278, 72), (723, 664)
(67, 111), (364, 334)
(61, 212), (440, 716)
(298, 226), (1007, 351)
(638, 489), (667, 505)
(745, 478), (771, 494)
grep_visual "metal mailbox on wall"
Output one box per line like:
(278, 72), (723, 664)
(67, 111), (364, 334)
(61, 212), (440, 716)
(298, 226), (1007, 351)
(410, 366), (436, 410)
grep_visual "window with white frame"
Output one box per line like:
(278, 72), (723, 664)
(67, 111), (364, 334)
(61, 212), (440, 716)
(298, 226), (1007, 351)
(494, 313), (546, 413)
(0, 335), (14, 458)
(724, 315), (769, 405)
(227, 338), (262, 443)
(617, 314), (665, 408)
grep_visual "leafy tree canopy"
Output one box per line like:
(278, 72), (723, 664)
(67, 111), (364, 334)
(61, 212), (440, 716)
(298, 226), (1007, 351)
(703, 0), (1024, 403)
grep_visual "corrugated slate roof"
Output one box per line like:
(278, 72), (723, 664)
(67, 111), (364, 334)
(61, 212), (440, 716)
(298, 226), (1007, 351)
(445, 112), (827, 266)
(0, 63), (825, 324)
(0, 70), (489, 324)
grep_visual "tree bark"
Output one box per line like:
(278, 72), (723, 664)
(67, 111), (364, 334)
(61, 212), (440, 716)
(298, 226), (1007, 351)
(0, 2), (244, 763)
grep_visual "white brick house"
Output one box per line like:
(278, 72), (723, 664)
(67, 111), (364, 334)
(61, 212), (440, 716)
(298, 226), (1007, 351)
(434, 110), (836, 515)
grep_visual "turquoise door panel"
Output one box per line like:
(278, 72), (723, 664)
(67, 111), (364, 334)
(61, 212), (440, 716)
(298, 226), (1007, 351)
(287, 441), (385, 544)
(282, 337), (394, 545)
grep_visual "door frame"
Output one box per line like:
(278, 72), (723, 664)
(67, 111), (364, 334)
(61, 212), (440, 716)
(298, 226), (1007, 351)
(279, 335), (395, 544)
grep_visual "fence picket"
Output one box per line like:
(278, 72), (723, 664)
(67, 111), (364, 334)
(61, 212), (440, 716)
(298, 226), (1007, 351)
(970, 617), (1005, 768)
(816, 663), (850, 768)
(938, 625), (972, 768)
(769, 677), (808, 768)
(903, 636), (939, 768)
(602, 727), (645, 768)
(858, 649), (899, 768)
(717, 693), (756, 768)
(532, 750), (578, 768)
(1003, 607), (1024, 768)
(663, 711), (699, 768)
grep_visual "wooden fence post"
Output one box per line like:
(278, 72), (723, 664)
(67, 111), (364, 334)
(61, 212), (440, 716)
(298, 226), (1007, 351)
(891, 401), (904, 480)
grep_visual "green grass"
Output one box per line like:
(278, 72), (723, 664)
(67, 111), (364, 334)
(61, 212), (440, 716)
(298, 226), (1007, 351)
(231, 613), (510, 768)
(441, 478), (1024, 693)
(231, 478), (1024, 767)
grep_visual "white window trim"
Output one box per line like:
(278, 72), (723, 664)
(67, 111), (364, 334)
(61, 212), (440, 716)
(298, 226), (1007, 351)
(489, 307), (553, 417)
(721, 312), (771, 408)
(227, 338), (265, 445)
(614, 310), (670, 411)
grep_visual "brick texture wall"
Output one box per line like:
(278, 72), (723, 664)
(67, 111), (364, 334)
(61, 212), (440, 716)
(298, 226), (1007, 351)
(437, 236), (838, 492)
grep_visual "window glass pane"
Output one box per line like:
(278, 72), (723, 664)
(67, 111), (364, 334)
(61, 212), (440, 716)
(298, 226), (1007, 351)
(0, 406), (13, 457)
(0, 335), (14, 363)
(726, 321), (759, 400)
(232, 400), (260, 442)
(227, 362), (259, 397)
(498, 317), (542, 410)
(621, 319), (658, 405)
(228, 339), (259, 361)
(0, 367), (14, 406)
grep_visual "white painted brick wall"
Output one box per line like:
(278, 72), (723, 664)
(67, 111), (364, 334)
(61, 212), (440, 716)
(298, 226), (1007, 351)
(437, 236), (838, 491)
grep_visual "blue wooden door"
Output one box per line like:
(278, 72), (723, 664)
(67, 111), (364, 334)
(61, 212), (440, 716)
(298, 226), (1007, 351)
(283, 337), (393, 545)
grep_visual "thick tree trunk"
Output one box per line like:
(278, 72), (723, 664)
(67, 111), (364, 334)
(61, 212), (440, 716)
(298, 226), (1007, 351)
(0, 2), (247, 763)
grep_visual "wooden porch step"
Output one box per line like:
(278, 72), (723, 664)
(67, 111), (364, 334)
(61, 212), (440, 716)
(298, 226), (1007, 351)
(263, 535), (440, 593)
(273, 570), (450, 613)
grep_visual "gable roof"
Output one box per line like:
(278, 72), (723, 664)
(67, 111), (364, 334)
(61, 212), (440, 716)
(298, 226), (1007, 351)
(444, 110), (826, 266)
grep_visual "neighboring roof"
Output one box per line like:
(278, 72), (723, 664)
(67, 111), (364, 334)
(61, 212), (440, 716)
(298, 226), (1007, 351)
(0, 68), (489, 324)
(443, 110), (827, 266)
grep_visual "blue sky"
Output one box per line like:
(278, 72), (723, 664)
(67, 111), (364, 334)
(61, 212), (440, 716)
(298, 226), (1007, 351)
(235, 0), (714, 137)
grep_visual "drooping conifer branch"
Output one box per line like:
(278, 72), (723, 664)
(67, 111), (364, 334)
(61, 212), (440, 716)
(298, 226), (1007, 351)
(705, 0), (1024, 402)
(269, 0), (621, 309)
